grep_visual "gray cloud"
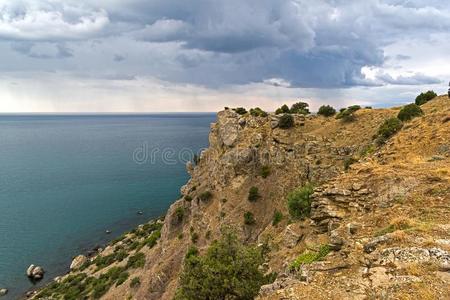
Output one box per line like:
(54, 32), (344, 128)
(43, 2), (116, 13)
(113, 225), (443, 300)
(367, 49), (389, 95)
(0, 0), (450, 112)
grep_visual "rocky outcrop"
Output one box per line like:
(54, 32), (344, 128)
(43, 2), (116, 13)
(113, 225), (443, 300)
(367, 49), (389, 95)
(26, 265), (44, 280)
(70, 255), (87, 270)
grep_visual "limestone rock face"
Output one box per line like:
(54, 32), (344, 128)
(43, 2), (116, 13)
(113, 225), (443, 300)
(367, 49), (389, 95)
(283, 224), (304, 248)
(217, 110), (240, 147)
(70, 255), (88, 270)
(26, 264), (45, 280)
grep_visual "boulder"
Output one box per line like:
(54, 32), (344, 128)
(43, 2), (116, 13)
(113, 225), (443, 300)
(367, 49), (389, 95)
(70, 254), (88, 270)
(0, 288), (8, 297)
(328, 230), (344, 251)
(283, 224), (304, 248)
(26, 264), (45, 280)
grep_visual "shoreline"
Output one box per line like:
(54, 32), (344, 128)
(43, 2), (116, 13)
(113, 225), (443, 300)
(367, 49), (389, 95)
(20, 214), (165, 299)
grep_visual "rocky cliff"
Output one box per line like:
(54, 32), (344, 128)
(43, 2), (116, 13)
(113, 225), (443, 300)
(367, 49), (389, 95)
(32, 96), (449, 300)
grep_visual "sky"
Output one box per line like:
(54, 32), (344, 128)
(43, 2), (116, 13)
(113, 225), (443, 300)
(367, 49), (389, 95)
(0, 0), (449, 112)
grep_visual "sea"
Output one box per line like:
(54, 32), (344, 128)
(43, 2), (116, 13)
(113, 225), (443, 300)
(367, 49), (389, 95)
(0, 113), (215, 299)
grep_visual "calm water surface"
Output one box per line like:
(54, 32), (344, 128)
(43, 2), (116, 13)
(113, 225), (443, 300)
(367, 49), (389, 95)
(0, 114), (215, 299)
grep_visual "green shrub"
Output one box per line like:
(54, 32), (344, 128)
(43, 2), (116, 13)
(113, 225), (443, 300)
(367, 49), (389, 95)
(185, 246), (199, 258)
(415, 90), (437, 105)
(347, 105), (361, 113)
(248, 186), (260, 202)
(193, 153), (200, 165)
(272, 210), (283, 226)
(144, 230), (161, 248)
(377, 117), (403, 142)
(397, 103), (423, 121)
(115, 271), (129, 286)
(317, 105), (336, 117)
(233, 107), (247, 115)
(275, 104), (290, 114)
(130, 277), (141, 288)
(278, 114), (294, 129)
(289, 244), (331, 271)
(260, 165), (271, 178)
(244, 212), (256, 225)
(198, 191), (213, 202)
(191, 231), (199, 243)
(94, 250), (128, 270)
(249, 107), (268, 117)
(126, 252), (146, 269)
(175, 229), (268, 300)
(184, 195), (193, 202)
(290, 101), (310, 114)
(174, 207), (185, 223)
(344, 157), (358, 170)
(287, 184), (314, 219)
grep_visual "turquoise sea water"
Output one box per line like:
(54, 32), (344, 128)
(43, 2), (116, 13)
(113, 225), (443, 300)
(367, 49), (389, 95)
(0, 114), (215, 299)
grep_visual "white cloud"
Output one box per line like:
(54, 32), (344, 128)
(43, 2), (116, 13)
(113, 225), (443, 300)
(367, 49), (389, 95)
(0, 1), (109, 40)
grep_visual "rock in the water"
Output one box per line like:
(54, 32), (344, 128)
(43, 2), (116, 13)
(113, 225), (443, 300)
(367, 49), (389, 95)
(70, 254), (88, 270)
(0, 288), (8, 297)
(26, 264), (45, 280)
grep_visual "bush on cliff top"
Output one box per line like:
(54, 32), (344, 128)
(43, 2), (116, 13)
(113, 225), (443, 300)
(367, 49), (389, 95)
(415, 90), (437, 106)
(233, 107), (247, 115)
(249, 107), (268, 117)
(397, 103), (423, 121)
(278, 114), (294, 129)
(175, 229), (269, 300)
(317, 105), (336, 117)
(275, 104), (290, 114)
(290, 101), (310, 114)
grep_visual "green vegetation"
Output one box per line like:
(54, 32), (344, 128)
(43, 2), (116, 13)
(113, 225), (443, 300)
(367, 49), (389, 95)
(397, 103), (423, 121)
(126, 252), (146, 269)
(376, 117), (403, 144)
(248, 186), (261, 202)
(290, 101), (310, 114)
(193, 153), (200, 165)
(272, 210), (283, 226)
(36, 265), (132, 300)
(344, 157), (358, 170)
(336, 105), (360, 122)
(185, 246), (199, 258)
(94, 250), (128, 270)
(244, 211), (256, 225)
(260, 165), (271, 178)
(184, 195), (193, 202)
(360, 144), (376, 157)
(174, 207), (185, 223)
(275, 104), (290, 115)
(278, 114), (294, 129)
(287, 183), (314, 219)
(175, 229), (270, 300)
(249, 107), (268, 117)
(199, 190), (213, 202)
(233, 107), (247, 115)
(289, 245), (331, 271)
(144, 228), (161, 248)
(317, 105), (336, 117)
(130, 277), (141, 288)
(191, 231), (199, 243)
(415, 90), (437, 106)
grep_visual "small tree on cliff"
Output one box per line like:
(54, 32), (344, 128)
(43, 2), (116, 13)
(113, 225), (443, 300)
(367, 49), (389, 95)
(175, 229), (267, 300)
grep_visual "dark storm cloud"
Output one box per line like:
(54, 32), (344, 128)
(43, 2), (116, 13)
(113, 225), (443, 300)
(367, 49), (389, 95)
(0, 0), (449, 88)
